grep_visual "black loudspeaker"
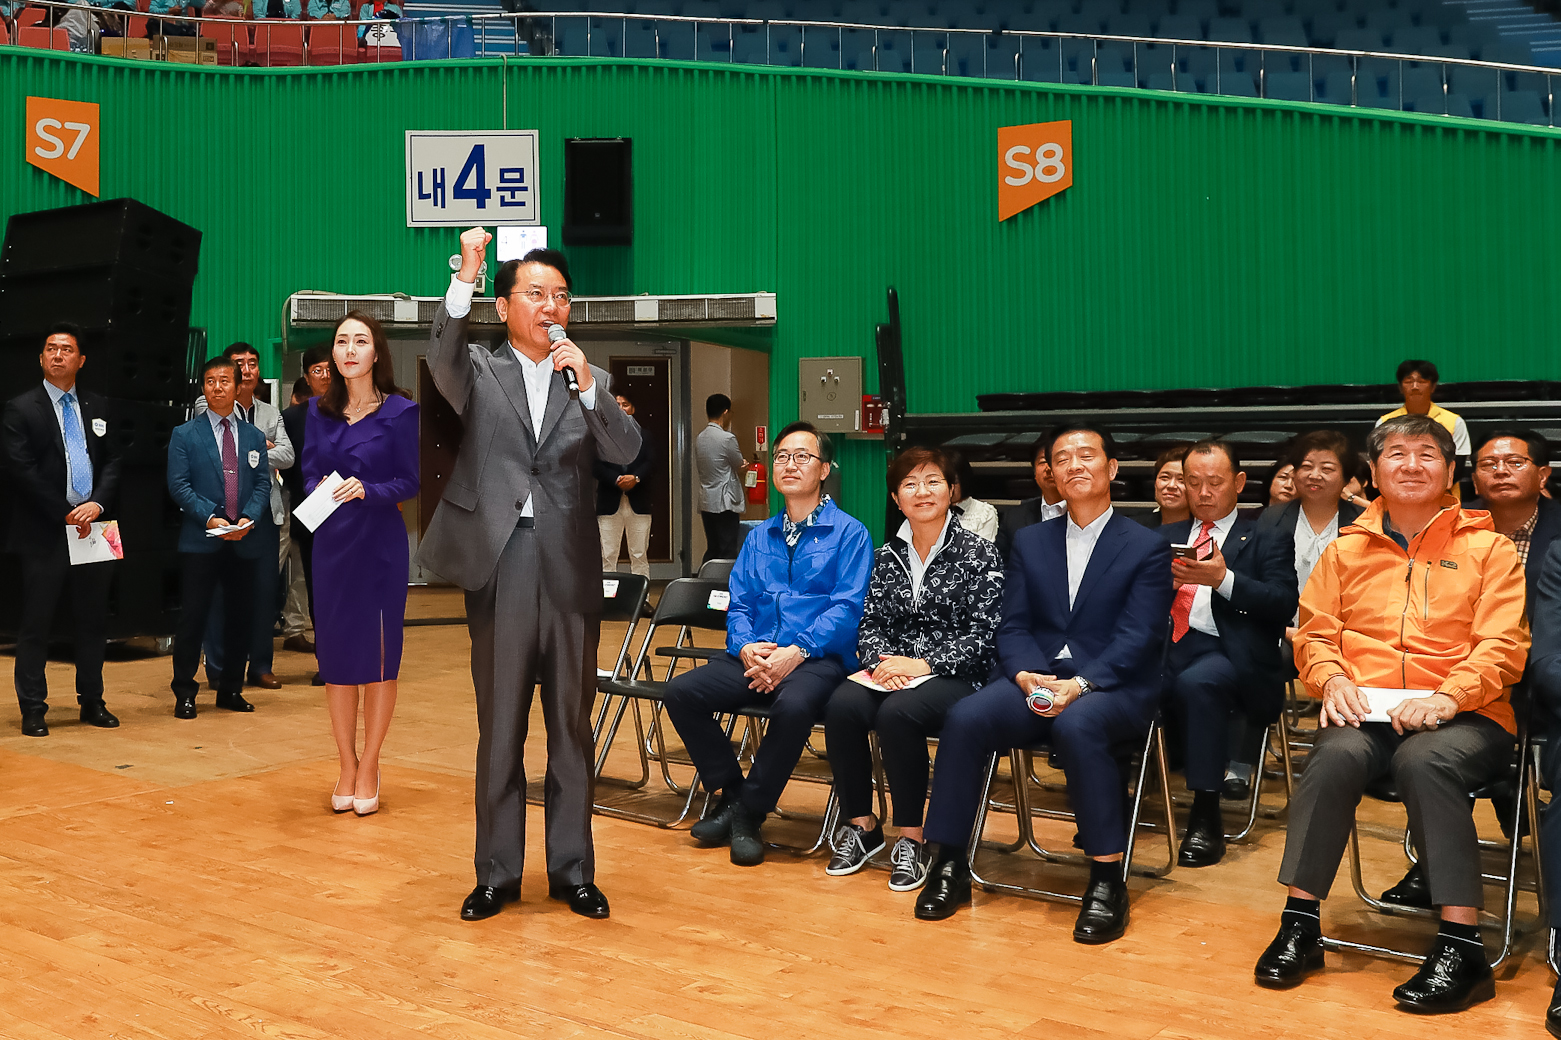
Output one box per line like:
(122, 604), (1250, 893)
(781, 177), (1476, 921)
(563, 138), (633, 246)
(0, 268), (195, 340)
(1, 197), (202, 282)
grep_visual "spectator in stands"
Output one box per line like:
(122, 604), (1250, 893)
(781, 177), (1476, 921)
(2, 323), (123, 737)
(306, 0), (349, 16)
(354, 0), (401, 44)
(251, 0), (303, 19)
(948, 451), (998, 542)
(914, 423), (1172, 943)
(823, 447), (1004, 890)
(1378, 358), (1471, 460)
(1253, 414), (1527, 1013)
(195, 342), (294, 693)
(1380, 428), (1558, 910)
(146, 0), (197, 35)
(595, 392), (654, 578)
(1159, 440), (1297, 867)
(664, 422), (872, 868)
(994, 439), (1065, 561)
(166, 356), (272, 719)
(1135, 447), (1190, 528)
(695, 393), (745, 564)
(203, 0), (242, 16)
(1267, 461), (1297, 507)
(280, 344), (332, 665)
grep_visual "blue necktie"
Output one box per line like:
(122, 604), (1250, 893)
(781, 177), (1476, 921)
(59, 392), (94, 501)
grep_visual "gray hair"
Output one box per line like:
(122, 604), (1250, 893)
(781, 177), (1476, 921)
(1366, 414), (1456, 466)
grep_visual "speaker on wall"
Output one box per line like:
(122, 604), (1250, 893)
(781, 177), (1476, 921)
(1, 198), (202, 282)
(563, 138), (632, 247)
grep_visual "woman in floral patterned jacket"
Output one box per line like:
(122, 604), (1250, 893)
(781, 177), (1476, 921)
(822, 446), (1006, 893)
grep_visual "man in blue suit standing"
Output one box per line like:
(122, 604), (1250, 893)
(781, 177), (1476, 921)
(915, 423), (1173, 944)
(166, 356), (272, 719)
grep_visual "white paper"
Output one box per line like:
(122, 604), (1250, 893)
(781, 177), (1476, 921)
(293, 471), (346, 532)
(205, 518), (254, 537)
(846, 669), (935, 694)
(67, 521), (123, 565)
(603, 579), (620, 599)
(707, 589), (730, 611)
(1358, 687), (1435, 724)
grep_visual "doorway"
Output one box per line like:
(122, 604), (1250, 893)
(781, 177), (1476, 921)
(608, 356), (671, 563)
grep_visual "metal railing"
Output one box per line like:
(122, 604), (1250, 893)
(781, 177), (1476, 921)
(5, 1), (1558, 125)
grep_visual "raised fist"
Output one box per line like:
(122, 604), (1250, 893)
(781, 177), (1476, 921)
(458, 226), (491, 282)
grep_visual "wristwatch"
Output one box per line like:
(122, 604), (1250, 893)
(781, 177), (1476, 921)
(1074, 676), (1094, 696)
(796, 646), (810, 659)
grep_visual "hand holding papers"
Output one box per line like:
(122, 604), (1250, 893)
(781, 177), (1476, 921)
(294, 471), (347, 532)
(67, 520), (124, 565)
(205, 518), (254, 538)
(847, 669), (934, 694)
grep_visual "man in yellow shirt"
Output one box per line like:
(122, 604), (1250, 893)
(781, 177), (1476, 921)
(1378, 359), (1471, 457)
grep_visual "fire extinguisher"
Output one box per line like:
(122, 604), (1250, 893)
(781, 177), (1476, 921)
(744, 456), (768, 504)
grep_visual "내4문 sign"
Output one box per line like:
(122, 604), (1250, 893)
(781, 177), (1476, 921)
(406, 130), (540, 227)
(997, 120), (1072, 221)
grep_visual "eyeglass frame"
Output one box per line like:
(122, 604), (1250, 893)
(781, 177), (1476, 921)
(773, 450), (822, 468)
(507, 287), (573, 306)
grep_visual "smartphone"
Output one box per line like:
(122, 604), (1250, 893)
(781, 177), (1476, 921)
(1171, 543), (1196, 560)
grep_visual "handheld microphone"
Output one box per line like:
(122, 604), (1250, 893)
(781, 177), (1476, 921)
(547, 324), (580, 401)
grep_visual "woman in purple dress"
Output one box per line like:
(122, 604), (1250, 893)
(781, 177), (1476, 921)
(304, 311), (419, 816)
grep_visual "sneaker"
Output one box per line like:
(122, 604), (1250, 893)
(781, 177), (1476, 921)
(887, 836), (933, 891)
(825, 822), (885, 876)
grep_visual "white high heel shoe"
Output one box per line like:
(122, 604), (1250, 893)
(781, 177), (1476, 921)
(332, 774), (355, 813)
(353, 771), (380, 816)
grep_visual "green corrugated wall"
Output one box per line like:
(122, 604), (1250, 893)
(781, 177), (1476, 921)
(3, 51), (1560, 539)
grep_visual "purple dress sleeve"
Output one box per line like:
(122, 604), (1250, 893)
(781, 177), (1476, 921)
(362, 397), (420, 505)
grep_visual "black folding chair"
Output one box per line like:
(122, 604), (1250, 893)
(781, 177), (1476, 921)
(589, 572), (651, 785)
(697, 558), (737, 584)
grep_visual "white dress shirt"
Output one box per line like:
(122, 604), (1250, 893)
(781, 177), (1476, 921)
(1057, 506), (1114, 660)
(446, 275), (597, 518)
(1291, 507), (1341, 625)
(43, 380), (90, 506)
(1040, 497), (1067, 522)
(1187, 507), (1240, 638)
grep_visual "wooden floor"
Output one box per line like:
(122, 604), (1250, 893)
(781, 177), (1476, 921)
(1, 588), (1555, 1039)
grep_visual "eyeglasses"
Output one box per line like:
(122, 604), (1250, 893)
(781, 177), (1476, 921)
(511, 288), (573, 306)
(773, 451), (818, 467)
(1476, 455), (1535, 473)
(897, 478), (948, 495)
(308, 364), (332, 376)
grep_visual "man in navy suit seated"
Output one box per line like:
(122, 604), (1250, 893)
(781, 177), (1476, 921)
(1159, 440), (1298, 868)
(914, 423), (1173, 943)
(166, 356), (272, 720)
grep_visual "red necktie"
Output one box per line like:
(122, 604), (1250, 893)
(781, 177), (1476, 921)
(1170, 519), (1215, 642)
(221, 417), (240, 522)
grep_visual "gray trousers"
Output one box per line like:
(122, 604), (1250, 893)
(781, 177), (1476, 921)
(465, 525), (600, 890)
(1279, 714), (1513, 908)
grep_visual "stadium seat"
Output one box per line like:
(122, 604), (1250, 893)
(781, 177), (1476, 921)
(1099, 69), (1137, 87)
(1444, 91), (1475, 118)
(1018, 37), (1062, 82)
(1332, 26), (1384, 52)
(200, 16), (244, 64)
(1400, 65), (1445, 110)
(18, 25), (69, 50)
(252, 22), (304, 65)
(1496, 89), (1549, 125)
(17, 6), (44, 27)
(307, 22), (358, 64)
(1207, 16), (1252, 43)
(0, 20), (8, 45)
(802, 26), (842, 68)
(1257, 46), (1298, 74)
(1388, 24), (1439, 56)
(769, 25), (802, 66)
(1265, 69), (1313, 100)
(1176, 0), (1218, 22)
(1105, 12), (1153, 38)
(839, 26), (874, 69)
(730, 25), (765, 64)
(1258, 16), (1306, 46)
(1157, 14), (1202, 41)
(910, 33), (945, 73)
(980, 32), (1021, 79)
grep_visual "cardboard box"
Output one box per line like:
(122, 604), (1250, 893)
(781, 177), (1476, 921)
(101, 37), (153, 59)
(149, 35), (217, 62)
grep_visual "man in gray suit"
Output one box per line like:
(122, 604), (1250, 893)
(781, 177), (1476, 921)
(696, 393), (745, 563)
(419, 227), (641, 922)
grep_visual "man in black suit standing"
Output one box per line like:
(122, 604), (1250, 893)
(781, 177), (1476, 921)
(994, 439), (1066, 562)
(1, 323), (123, 737)
(1159, 439), (1297, 867)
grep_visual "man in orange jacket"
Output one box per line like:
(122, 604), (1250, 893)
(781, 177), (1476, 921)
(1252, 414), (1528, 1014)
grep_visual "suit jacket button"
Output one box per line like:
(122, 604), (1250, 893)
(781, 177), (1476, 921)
(531, 467), (541, 476)
(515, 500), (524, 509)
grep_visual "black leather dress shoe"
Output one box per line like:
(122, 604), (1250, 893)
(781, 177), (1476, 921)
(174, 697), (197, 720)
(1073, 877), (1129, 944)
(1177, 809), (1226, 868)
(691, 790), (740, 845)
(1254, 919), (1324, 987)
(80, 703), (119, 728)
(21, 712), (48, 737)
(214, 692), (255, 712)
(461, 885), (520, 921)
(206, 673), (222, 691)
(1392, 935), (1495, 1012)
(729, 804), (766, 866)
(914, 859), (971, 921)
(1381, 863), (1433, 910)
(1221, 776), (1250, 802)
(549, 882), (610, 919)
(1545, 971), (1561, 1038)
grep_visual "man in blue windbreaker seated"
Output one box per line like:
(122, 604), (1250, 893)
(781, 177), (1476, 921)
(663, 421), (873, 868)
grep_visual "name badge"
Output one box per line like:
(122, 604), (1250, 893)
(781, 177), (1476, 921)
(248, 449), (260, 469)
(707, 590), (730, 611)
(603, 579), (620, 599)
(91, 418), (106, 437)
